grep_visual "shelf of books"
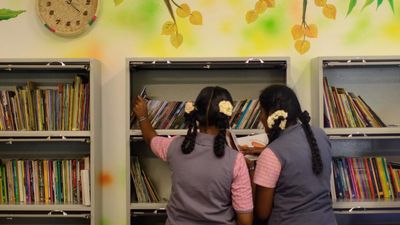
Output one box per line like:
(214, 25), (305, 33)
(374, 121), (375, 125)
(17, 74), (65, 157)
(329, 136), (400, 215)
(0, 59), (101, 225)
(127, 57), (289, 223)
(312, 56), (400, 136)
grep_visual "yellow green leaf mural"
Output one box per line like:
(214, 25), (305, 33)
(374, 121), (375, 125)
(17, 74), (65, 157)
(0, 9), (25, 21)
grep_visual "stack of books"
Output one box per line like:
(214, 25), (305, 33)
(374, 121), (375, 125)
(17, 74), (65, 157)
(130, 99), (262, 130)
(0, 157), (91, 205)
(0, 76), (90, 131)
(332, 157), (400, 200)
(323, 77), (386, 128)
(130, 157), (160, 203)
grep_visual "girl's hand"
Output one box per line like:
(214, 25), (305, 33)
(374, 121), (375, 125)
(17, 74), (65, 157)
(133, 96), (148, 118)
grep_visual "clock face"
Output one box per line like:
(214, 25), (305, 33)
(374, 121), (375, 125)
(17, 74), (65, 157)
(37, 0), (98, 36)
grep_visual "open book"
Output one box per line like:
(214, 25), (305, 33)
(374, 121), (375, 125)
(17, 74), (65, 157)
(226, 129), (268, 161)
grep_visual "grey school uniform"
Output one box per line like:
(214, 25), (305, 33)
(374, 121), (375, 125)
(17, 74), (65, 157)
(166, 133), (239, 225)
(267, 123), (337, 225)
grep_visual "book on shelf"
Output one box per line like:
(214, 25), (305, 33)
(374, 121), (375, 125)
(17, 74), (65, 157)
(0, 157), (90, 205)
(0, 76), (90, 131)
(323, 77), (386, 128)
(130, 97), (263, 130)
(331, 157), (400, 201)
(130, 157), (160, 203)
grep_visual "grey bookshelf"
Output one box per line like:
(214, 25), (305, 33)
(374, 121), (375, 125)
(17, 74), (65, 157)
(311, 56), (400, 135)
(312, 57), (400, 225)
(0, 59), (101, 225)
(126, 57), (290, 224)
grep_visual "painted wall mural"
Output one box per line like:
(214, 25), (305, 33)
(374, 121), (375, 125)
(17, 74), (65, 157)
(0, 8), (25, 21)
(110, 0), (398, 55)
(2, 1), (400, 225)
(161, 0), (203, 48)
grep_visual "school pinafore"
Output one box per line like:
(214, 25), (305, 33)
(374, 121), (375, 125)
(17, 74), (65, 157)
(267, 123), (337, 225)
(166, 133), (238, 225)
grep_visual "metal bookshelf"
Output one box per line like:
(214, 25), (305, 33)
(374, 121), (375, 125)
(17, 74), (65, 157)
(126, 57), (290, 224)
(0, 59), (101, 225)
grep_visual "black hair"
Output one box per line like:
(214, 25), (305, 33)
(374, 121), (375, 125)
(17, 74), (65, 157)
(181, 86), (233, 158)
(259, 85), (323, 175)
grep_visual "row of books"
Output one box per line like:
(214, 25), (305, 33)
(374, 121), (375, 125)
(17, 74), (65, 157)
(130, 157), (160, 203)
(331, 157), (400, 200)
(323, 77), (386, 128)
(130, 99), (262, 130)
(0, 76), (90, 131)
(0, 158), (90, 205)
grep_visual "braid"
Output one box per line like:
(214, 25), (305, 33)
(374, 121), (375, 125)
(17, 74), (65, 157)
(213, 114), (229, 158)
(299, 111), (323, 175)
(181, 111), (198, 154)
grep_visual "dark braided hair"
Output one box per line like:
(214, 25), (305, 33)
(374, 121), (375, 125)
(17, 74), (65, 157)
(259, 85), (323, 175)
(181, 86), (233, 158)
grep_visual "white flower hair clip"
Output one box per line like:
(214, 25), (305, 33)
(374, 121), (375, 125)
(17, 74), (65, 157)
(184, 101), (196, 114)
(267, 110), (288, 130)
(219, 100), (233, 116)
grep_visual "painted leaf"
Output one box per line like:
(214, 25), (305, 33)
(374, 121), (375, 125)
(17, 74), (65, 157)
(323, 4), (337, 19)
(255, 0), (268, 14)
(0, 9), (25, 21)
(291, 25), (304, 40)
(377, 0), (383, 8)
(161, 21), (177, 35)
(176, 3), (191, 18)
(346, 0), (357, 16)
(304, 24), (318, 38)
(264, 0), (275, 8)
(295, 40), (310, 55)
(388, 0), (395, 13)
(189, 11), (203, 25)
(362, 0), (374, 10)
(170, 33), (183, 48)
(114, 0), (123, 6)
(315, 0), (327, 7)
(245, 10), (258, 24)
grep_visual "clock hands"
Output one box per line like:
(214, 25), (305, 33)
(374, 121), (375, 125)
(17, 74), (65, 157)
(65, 0), (81, 13)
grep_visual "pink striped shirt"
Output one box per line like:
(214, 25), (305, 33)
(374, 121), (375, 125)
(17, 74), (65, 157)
(253, 148), (282, 188)
(150, 136), (253, 212)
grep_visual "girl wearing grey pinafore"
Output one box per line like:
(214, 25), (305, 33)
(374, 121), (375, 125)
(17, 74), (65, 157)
(252, 85), (337, 225)
(132, 86), (253, 225)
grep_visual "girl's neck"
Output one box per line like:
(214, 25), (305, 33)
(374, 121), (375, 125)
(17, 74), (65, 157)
(199, 126), (220, 136)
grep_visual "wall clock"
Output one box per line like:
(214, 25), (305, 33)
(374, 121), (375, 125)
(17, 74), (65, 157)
(37, 0), (99, 36)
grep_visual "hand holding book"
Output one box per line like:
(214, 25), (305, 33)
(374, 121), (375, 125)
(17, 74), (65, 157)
(133, 96), (149, 120)
(226, 130), (268, 160)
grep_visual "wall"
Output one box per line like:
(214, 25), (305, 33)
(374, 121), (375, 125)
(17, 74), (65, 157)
(1, 0), (400, 224)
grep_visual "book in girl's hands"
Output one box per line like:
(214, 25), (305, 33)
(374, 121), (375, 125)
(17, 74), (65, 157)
(226, 129), (268, 161)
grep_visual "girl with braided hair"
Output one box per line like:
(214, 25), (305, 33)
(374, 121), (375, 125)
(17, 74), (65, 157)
(133, 86), (253, 225)
(251, 85), (336, 225)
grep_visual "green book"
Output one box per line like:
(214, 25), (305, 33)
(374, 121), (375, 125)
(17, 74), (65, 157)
(12, 160), (19, 203)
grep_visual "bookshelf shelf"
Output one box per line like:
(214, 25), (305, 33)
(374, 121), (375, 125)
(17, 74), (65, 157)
(127, 57), (289, 224)
(130, 202), (167, 210)
(333, 199), (400, 210)
(0, 131), (91, 138)
(0, 59), (101, 225)
(0, 204), (92, 211)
